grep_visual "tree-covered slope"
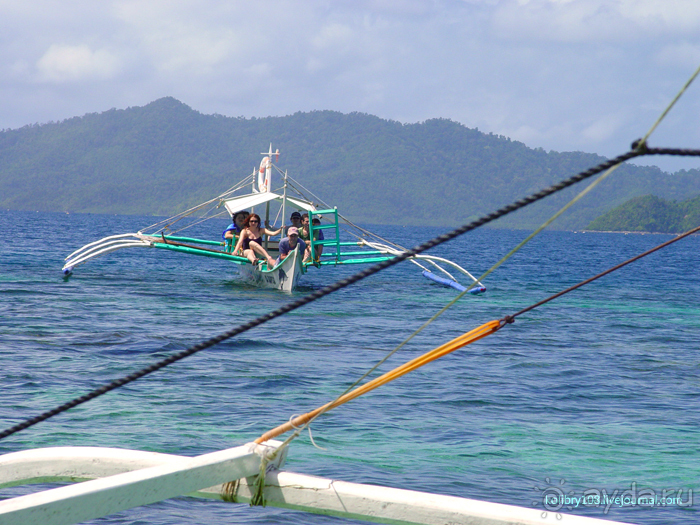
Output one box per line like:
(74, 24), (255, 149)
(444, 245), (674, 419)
(2, 97), (700, 229)
(586, 194), (700, 233)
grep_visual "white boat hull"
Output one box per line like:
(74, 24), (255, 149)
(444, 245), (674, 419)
(237, 245), (304, 292)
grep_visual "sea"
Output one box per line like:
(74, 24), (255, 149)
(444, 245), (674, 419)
(0, 209), (698, 525)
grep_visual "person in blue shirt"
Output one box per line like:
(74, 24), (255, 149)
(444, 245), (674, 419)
(222, 211), (249, 248)
(277, 227), (306, 264)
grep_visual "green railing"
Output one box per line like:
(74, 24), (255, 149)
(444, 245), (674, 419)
(309, 208), (340, 265)
(305, 209), (397, 268)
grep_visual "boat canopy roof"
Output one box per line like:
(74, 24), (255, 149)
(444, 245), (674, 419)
(223, 192), (316, 215)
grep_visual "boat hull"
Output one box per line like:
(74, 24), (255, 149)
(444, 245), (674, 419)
(237, 246), (304, 292)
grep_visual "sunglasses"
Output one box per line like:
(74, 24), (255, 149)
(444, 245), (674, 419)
(249, 220), (259, 224)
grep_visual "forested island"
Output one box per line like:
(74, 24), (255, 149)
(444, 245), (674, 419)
(586, 194), (700, 233)
(2, 97), (700, 229)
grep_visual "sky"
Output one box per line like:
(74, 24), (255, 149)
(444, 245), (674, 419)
(2, 0), (700, 173)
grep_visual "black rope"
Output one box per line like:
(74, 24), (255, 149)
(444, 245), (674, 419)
(499, 223), (700, 326)
(2, 145), (699, 441)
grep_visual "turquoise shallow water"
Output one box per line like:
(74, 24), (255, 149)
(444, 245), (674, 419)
(0, 209), (698, 524)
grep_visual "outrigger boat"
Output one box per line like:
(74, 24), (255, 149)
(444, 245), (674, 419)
(62, 146), (486, 294)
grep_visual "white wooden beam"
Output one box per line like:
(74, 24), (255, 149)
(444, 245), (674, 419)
(0, 447), (184, 487)
(227, 471), (635, 525)
(0, 442), (283, 525)
(0, 446), (633, 525)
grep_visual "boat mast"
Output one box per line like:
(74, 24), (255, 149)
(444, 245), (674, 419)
(262, 143), (285, 239)
(281, 168), (288, 238)
(265, 200), (271, 250)
(261, 144), (279, 249)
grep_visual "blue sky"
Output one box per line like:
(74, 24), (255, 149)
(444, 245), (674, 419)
(2, 0), (700, 172)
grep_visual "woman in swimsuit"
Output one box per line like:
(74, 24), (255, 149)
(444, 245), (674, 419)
(233, 213), (281, 269)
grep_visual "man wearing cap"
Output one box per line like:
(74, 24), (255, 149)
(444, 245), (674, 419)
(287, 211), (303, 234)
(278, 226), (307, 263)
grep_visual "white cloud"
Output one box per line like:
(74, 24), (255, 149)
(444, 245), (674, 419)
(36, 44), (121, 82)
(492, 0), (700, 43)
(618, 0), (700, 32)
(1, 0), (699, 173)
(111, 1), (243, 74)
(580, 114), (623, 143)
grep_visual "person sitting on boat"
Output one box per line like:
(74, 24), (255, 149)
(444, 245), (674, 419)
(287, 211), (303, 234)
(311, 218), (325, 262)
(277, 227), (307, 264)
(222, 210), (249, 250)
(299, 214), (324, 262)
(233, 213), (281, 269)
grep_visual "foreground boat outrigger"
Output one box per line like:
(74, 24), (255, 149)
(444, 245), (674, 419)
(62, 145), (486, 294)
(0, 442), (630, 525)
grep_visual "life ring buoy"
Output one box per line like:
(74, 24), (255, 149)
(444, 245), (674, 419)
(258, 156), (271, 192)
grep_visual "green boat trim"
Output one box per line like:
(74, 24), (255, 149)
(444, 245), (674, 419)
(306, 256), (395, 267)
(148, 235), (226, 247)
(152, 242), (251, 265)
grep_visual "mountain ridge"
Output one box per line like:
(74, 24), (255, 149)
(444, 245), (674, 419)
(2, 97), (699, 229)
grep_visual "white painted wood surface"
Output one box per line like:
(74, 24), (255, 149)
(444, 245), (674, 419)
(230, 471), (635, 525)
(0, 445), (633, 525)
(0, 442), (284, 525)
(238, 244), (303, 291)
(0, 447), (183, 487)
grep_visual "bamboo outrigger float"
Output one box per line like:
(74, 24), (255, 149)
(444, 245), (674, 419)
(0, 442), (632, 525)
(62, 145), (486, 294)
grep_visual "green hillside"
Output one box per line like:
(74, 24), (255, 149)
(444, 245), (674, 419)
(2, 97), (700, 229)
(586, 194), (700, 233)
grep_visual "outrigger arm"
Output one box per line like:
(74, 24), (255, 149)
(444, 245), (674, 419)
(62, 233), (251, 276)
(359, 240), (486, 293)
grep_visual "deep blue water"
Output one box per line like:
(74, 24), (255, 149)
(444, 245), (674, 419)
(0, 209), (698, 525)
